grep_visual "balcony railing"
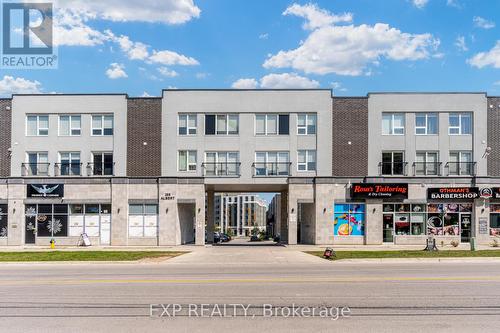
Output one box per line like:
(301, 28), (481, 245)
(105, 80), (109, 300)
(86, 162), (115, 176)
(202, 162), (241, 177)
(379, 162), (408, 176)
(445, 162), (476, 176)
(412, 162), (442, 176)
(252, 162), (291, 177)
(22, 163), (50, 176)
(54, 163), (82, 176)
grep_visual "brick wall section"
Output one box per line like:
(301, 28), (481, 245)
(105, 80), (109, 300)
(0, 99), (11, 177)
(127, 98), (162, 176)
(488, 97), (500, 176)
(332, 97), (368, 176)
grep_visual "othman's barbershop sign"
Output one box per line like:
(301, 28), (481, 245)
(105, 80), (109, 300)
(427, 187), (479, 200)
(350, 183), (408, 199)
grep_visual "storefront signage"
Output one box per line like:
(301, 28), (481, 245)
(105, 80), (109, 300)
(427, 187), (479, 200)
(27, 184), (64, 198)
(490, 188), (500, 199)
(350, 183), (408, 199)
(160, 192), (175, 201)
(479, 217), (488, 235)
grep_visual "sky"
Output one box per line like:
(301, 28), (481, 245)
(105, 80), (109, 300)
(2, 0), (500, 97)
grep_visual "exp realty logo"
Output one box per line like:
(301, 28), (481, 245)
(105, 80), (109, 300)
(1, 1), (57, 69)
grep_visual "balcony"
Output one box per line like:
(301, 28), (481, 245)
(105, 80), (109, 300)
(54, 163), (82, 176)
(379, 162), (408, 176)
(202, 162), (241, 177)
(252, 162), (291, 177)
(22, 163), (50, 176)
(445, 162), (476, 176)
(87, 162), (115, 176)
(412, 162), (442, 176)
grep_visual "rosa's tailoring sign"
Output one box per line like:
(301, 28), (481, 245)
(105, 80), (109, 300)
(160, 192), (175, 201)
(427, 187), (479, 200)
(27, 184), (64, 198)
(350, 183), (408, 199)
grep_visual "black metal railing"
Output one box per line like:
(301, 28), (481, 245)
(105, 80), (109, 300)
(54, 163), (82, 176)
(21, 163), (50, 176)
(413, 162), (442, 176)
(378, 162), (408, 176)
(202, 162), (241, 177)
(87, 162), (115, 176)
(445, 162), (476, 176)
(252, 162), (291, 177)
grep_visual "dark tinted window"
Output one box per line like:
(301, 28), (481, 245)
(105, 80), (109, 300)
(279, 115), (289, 135)
(205, 115), (215, 135)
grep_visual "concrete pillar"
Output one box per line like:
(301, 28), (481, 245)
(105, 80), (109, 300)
(158, 183), (178, 246)
(365, 200), (383, 245)
(110, 179), (129, 246)
(194, 186), (205, 245)
(280, 190), (288, 243)
(206, 191), (214, 243)
(314, 183), (336, 245)
(7, 182), (24, 246)
(475, 198), (490, 245)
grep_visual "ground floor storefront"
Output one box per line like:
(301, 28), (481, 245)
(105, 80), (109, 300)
(0, 177), (499, 247)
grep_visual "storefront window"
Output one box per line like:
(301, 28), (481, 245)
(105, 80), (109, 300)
(333, 204), (365, 236)
(384, 204), (425, 236)
(490, 205), (500, 236)
(0, 204), (7, 237)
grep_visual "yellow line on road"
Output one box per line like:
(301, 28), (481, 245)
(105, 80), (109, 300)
(0, 275), (500, 286)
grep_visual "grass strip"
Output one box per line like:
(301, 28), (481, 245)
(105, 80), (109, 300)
(0, 251), (186, 262)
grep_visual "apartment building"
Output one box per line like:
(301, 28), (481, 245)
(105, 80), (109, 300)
(0, 90), (499, 247)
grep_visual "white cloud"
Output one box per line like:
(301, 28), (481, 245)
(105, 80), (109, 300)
(260, 73), (319, 89)
(412, 0), (429, 9)
(149, 50), (199, 66)
(468, 41), (500, 68)
(446, 0), (462, 9)
(283, 3), (352, 30)
(231, 78), (258, 89)
(141, 92), (153, 97)
(56, 0), (201, 25)
(116, 35), (149, 60)
(0, 76), (42, 96)
(232, 73), (319, 89)
(473, 16), (495, 29)
(158, 67), (179, 77)
(259, 33), (269, 40)
(53, 9), (109, 46)
(455, 35), (468, 51)
(264, 5), (440, 76)
(106, 63), (128, 79)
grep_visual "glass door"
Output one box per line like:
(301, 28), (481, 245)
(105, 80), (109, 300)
(383, 214), (394, 242)
(460, 213), (472, 242)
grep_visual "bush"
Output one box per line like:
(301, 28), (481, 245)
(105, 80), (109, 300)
(450, 240), (459, 247)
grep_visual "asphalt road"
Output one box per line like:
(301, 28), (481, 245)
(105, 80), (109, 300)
(0, 248), (499, 333)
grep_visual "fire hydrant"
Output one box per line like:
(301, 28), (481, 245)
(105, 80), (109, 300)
(50, 238), (55, 249)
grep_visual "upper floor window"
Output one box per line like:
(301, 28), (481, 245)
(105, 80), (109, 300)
(448, 151), (474, 176)
(415, 113), (438, 135)
(205, 114), (238, 135)
(178, 150), (197, 172)
(256, 114), (289, 135)
(26, 115), (49, 136)
(92, 115), (113, 136)
(59, 115), (81, 136)
(178, 114), (197, 135)
(382, 113), (405, 135)
(297, 114), (316, 135)
(91, 152), (114, 176)
(297, 150), (316, 171)
(254, 151), (290, 176)
(24, 152), (49, 176)
(449, 113), (472, 135)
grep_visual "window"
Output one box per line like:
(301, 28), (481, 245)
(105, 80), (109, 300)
(256, 114), (289, 135)
(205, 114), (238, 135)
(489, 205), (500, 236)
(426, 203), (472, 236)
(67, 204), (111, 237)
(449, 113), (472, 135)
(92, 152), (113, 176)
(254, 151), (290, 176)
(415, 113), (438, 135)
(383, 204), (427, 237)
(204, 152), (239, 176)
(179, 150), (197, 172)
(381, 151), (405, 175)
(128, 204), (158, 238)
(59, 115), (81, 136)
(448, 151), (473, 176)
(415, 152), (439, 176)
(25, 152), (49, 176)
(297, 114), (316, 135)
(92, 115), (113, 136)
(297, 150), (316, 171)
(59, 152), (81, 176)
(26, 115), (49, 136)
(178, 114), (197, 135)
(334, 204), (365, 236)
(0, 204), (7, 238)
(382, 113), (405, 135)
(25, 204), (68, 237)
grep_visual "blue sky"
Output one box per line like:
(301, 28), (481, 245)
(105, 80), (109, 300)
(2, 0), (500, 97)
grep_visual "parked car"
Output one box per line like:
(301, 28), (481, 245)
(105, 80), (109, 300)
(220, 233), (231, 242)
(213, 232), (221, 243)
